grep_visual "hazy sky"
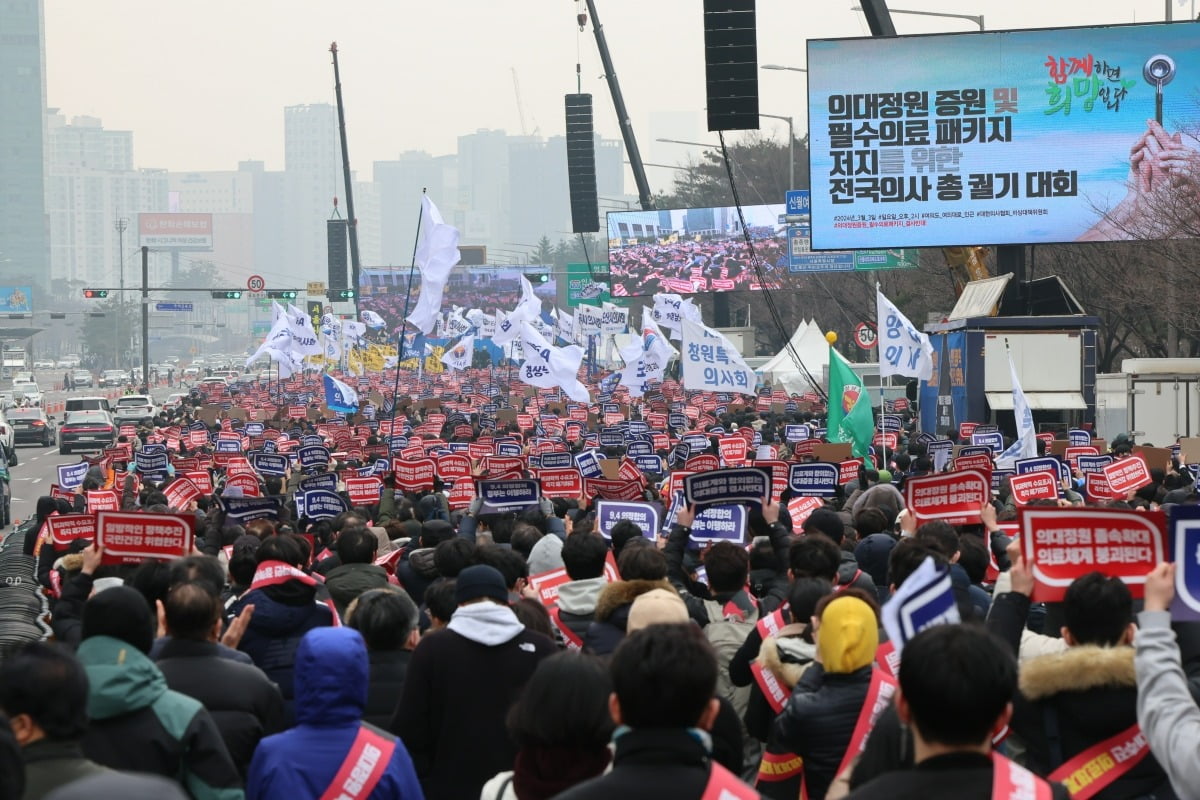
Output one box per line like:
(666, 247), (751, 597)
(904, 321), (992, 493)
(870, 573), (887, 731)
(45, 0), (1187, 193)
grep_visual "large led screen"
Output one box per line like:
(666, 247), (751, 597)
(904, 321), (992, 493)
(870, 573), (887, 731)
(808, 21), (1200, 249)
(607, 205), (787, 297)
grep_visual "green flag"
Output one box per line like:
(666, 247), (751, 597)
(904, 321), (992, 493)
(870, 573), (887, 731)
(827, 348), (874, 458)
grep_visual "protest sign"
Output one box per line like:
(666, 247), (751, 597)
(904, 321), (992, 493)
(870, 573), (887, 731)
(583, 478), (645, 501)
(1076, 454), (1113, 474)
(297, 473), (337, 494)
(97, 511), (194, 565)
(224, 473), (261, 497)
(298, 445), (331, 470)
(1102, 455), (1153, 496)
(683, 468), (770, 508)
(393, 458), (436, 492)
(46, 514), (97, 549)
(57, 462), (89, 490)
(787, 496), (825, 528)
(595, 501), (661, 540)
(1009, 471), (1060, 506)
(86, 490), (120, 513)
(539, 468), (584, 499)
(904, 470), (988, 525)
(787, 462), (840, 497)
(478, 479), (541, 512)
(163, 478), (202, 510)
(435, 454), (472, 482)
(881, 556), (960, 659)
(345, 476), (382, 506)
(1015, 456), (1059, 477)
(297, 489), (348, 520)
(954, 453), (994, 473)
(690, 505), (749, 543)
(250, 452), (289, 476)
(1170, 505), (1200, 621)
(1021, 507), (1165, 602)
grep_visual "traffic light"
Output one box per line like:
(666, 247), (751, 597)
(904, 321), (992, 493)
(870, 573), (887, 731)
(211, 290), (243, 299)
(82, 289), (108, 299)
(537, 274), (550, 283)
(267, 290), (298, 300)
(335, 289), (355, 300)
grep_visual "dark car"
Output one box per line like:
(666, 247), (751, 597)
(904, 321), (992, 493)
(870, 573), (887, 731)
(6, 408), (56, 447)
(59, 410), (115, 455)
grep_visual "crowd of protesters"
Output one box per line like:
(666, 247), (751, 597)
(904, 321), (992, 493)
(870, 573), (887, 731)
(608, 235), (788, 298)
(0, 365), (1196, 800)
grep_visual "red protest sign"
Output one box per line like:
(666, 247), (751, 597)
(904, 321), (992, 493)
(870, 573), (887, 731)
(954, 453), (994, 473)
(756, 460), (790, 501)
(1020, 507), (1166, 602)
(345, 476), (382, 506)
(393, 458), (435, 491)
(838, 459), (862, 486)
(529, 567), (571, 607)
(652, 432), (670, 451)
(1008, 471), (1059, 506)
(482, 455), (524, 476)
(185, 471), (213, 495)
(618, 458), (645, 485)
(436, 454), (472, 482)
(163, 478), (202, 510)
(958, 422), (978, 439)
(872, 432), (898, 450)
(97, 511), (195, 565)
(86, 490), (121, 513)
(1064, 445), (1100, 465)
(584, 478), (645, 501)
(47, 514), (97, 549)
(188, 430), (209, 447)
(447, 479), (476, 510)
(719, 436), (748, 465)
(1102, 455), (1152, 496)
(468, 442), (491, 461)
(787, 496), (824, 528)
(1085, 471), (1117, 501)
(50, 484), (74, 502)
(685, 454), (719, 473)
(539, 468), (583, 499)
(905, 470), (989, 526)
(225, 473), (261, 497)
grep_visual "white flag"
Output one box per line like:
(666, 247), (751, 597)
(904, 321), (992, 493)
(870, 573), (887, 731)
(361, 309), (386, 329)
(323, 317), (342, 362)
(492, 278), (541, 345)
(441, 336), (475, 371)
(680, 318), (757, 395)
(518, 321), (590, 403)
(575, 304), (602, 336)
(876, 289), (934, 381)
(556, 309), (576, 344)
(601, 302), (629, 337)
(996, 349), (1037, 468)
(285, 304), (321, 356)
(406, 196), (461, 335)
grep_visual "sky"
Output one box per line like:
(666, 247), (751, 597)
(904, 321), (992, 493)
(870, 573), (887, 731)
(44, 0), (1190, 194)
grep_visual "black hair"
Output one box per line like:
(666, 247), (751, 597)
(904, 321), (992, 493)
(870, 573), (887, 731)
(510, 523), (544, 560)
(164, 581), (220, 642)
(787, 577), (834, 627)
(617, 544), (667, 581)
(420, 520), (455, 548)
(887, 539), (946, 590)
(956, 534), (989, 585)
(899, 625), (1017, 746)
(128, 559), (173, 611)
(609, 520), (645, 557)
(433, 537), (476, 578)
(854, 508), (891, 537)
(256, 534), (306, 567)
(348, 588), (418, 650)
(1063, 572), (1133, 646)
(788, 535), (841, 581)
(167, 555), (226, 597)
(914, 522), (959, 561)
(423, 578), (457, 625)
(336, 527), (377, 564)
(749, 537), (780, 572)
(229, 551), (257, 588)
(508, 652), (614, 748)
(703, 542), (750, 593)
(0, 642), (90, 740)
(511, 597), (555, 640)
(562, 532), (609, 581)
(611, 624), (718, 729)
(474, 544), (529, 589)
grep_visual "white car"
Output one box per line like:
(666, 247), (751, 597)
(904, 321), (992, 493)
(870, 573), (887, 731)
(0, 410), (15, 464)
(32, 361), (54, 370)
(113, 394), (157, 424)
(163, 392), (188, 410)
(11, 382), (41, 407)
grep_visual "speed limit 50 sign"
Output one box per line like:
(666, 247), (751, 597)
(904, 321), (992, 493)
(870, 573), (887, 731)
(853, 322), (878, 350)
(246, 275), (266, 292)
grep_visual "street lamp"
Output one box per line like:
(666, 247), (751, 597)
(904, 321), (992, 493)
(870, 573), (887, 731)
(762, 64), (808, 73)
(850, 5), (984, 30)
(114, 218), (128, 372)
(760, 113), (795, 190)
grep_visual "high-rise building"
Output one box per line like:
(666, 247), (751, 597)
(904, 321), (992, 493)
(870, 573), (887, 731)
(374, 151), (454, 266)
(0, 0), (48, 298)
(283, 104), (345, 284)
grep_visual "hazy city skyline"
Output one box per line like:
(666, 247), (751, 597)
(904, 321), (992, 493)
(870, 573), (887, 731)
(44, 0), (1178, 192)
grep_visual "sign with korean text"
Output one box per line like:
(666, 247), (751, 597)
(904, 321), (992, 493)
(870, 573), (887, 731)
(596, 501), (661, 540)
(539, 468), (583, 499)
(683, 468), (770, 508)
(345, 476), (382, 506)
(787, 462), (840, 497)
(1102, 455), (1153, 496)
(47, 514), (97, 548)
(1009, 471), (1060, 506)
(96, 511), (195, 565)
(478, 479), (540, 512)
(393, 458), (435, 492)
(905, 470), (988, 525)
(690, 504), (749, 543)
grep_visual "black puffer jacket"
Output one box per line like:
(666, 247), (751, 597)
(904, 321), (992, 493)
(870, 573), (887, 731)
(395, 546), (439, 606)
(773, 663), (873, 800)
(362, 648), (410, 729)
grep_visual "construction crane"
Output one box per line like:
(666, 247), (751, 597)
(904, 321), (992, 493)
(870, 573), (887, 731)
(942, 246), (992, 297)
(511, 68), (528, 136)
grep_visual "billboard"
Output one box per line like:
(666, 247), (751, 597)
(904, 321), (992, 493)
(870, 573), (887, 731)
(606, 205), (788, 297)
(138, 213), (213, 249)
(808, 21), (1200, 249)
(565, 262), (612, 307)
(0, 287), (32, 314)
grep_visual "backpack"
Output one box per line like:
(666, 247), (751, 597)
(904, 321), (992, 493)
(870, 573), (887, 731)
(702, 593), (760, 720)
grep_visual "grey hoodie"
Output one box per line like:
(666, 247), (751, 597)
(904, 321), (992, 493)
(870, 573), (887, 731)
(1135, 610), (1200, 800)
(526, 535), (565, 575)
(555, 576), (608, 616)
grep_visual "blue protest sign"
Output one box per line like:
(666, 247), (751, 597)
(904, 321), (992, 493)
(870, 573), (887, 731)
(878, 415), (903, 433)
(690, 505), (749, 543)
(668, 412), (688, 430)
(787, 462), (840, 497)
(668, 443), (690, 468)
(135, 451), (169, 473)
(1171, 504), (1200, 621)
(298, 445), (331, 470)
(215, 439), (242, 454)
(785, 424), (810, 442)
(992, 469), (1015, 493)
(575, 450), (604, 479)
(634, 455), (666, 474)
(497, 442), (523, 457)
(539, 452), (573, 470)
(1076, 454), (1113, 474)
(1068, 429), (1091, 447)
(971, 432), (1004, 452)
(595, 501), (661, 540)
(881, 556), (960, 657)
(627, 441), (654, 457)
(683, 434), (711, 452)
(599, 428), (624, 448)
(57, 462), (90, 489)
(301, 435), (325, 448)
(219, 495), (282, 524)
(297, 473), (337, 494)
(1015, 457), (1060, 476)
(141, 443), (167, 456)
(683, 468), (770, 508)
(251, 453), (288, 477)
(958, 445), (992, 458)
(478, 479), (540, 513)
(244, 422), (265, 437)
(298, 489), (348, 521)
(388, 436), (408, 453)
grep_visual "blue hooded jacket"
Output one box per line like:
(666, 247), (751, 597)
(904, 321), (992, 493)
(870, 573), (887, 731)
(245, 628), (423, 800)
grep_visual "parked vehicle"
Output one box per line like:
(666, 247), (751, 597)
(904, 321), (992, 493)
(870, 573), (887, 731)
(59, 410), (115, 454)
(7, 408), (56, 447)
(0, 410), (15, 464)
(112, 394), (157, 425)
(32, 360), (55, 370)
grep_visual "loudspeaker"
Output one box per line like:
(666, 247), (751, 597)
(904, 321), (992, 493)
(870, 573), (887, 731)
(565, 94), (600, 233)
(327, 219), (348, 290)
(704, 0), (759, 132)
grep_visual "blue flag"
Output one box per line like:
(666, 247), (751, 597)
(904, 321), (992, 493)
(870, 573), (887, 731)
(323, 373), (360, 415)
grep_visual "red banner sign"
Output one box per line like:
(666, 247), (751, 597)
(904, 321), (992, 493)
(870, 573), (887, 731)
(1102, 455), (1153, 496)
(47, 514), (97, 548)
(905, 470), (989, 525)
(1009, 471), (1059, 506)
(185, 471), (213, 495)
(719, 436), (748, 465)
(954, 453), (994, 473)
(435, 454), (472, 483)
(787, 496), (824, 528)
(393, 458), (436, 492)
(163, 478), (202, 510)
(97, 511), (195, 565)
(225, 473), (261, 497)
(1020, 507), (1166, 601)
(86, 490), (121, 513)
(345, 476), (382, 506)
(539, 468), (583, 499)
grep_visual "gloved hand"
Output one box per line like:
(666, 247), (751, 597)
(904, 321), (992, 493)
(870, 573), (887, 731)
(538, 496), (554, 516)
(468, 496), (483, 516)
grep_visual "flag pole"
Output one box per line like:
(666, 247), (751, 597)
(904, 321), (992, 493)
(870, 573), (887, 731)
(875, 281), (886, 473)
(391, 188), (426, 421)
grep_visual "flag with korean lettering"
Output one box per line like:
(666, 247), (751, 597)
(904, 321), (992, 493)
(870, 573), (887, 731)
(827, 348), (874, 458)
(519, 321), (590, 403)
(680, 318), (757, 396)
(876, 288), (934, 381)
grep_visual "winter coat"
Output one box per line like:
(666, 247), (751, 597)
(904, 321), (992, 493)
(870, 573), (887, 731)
(390, 602), (556, 799)
(845, 752), (1071, 800)
(230, 580), (335, 722)
(324, 562), (391, 618)
(745, 629), (817, 742)
(554, 728), (753, 800)
(1135, 610), (1200, 800)
(246, 628), (423, 800)
(583, 578), (673, 656)
(362, 648), (411, 729)
(394, 545), (439, 607)
(552, 576), (607, 646)
(1014, 645), (1175, 800)
(76, 635), (243, 800)
(155, 637), (286, 778)
(773, 663), (874, 800)
(837, 552), (878, 597)
(20, 739), (109, 800)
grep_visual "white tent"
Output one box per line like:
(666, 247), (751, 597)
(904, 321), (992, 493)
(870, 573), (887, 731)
(757, 319), (831, 395)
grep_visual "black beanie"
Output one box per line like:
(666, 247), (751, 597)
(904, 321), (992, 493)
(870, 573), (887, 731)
(82, 585), (155, 654)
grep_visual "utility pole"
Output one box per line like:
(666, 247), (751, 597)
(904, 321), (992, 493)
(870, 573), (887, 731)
(330, 43), (362, 312)
(141, 246), (149, 391)
(115, 218), (127, 370)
